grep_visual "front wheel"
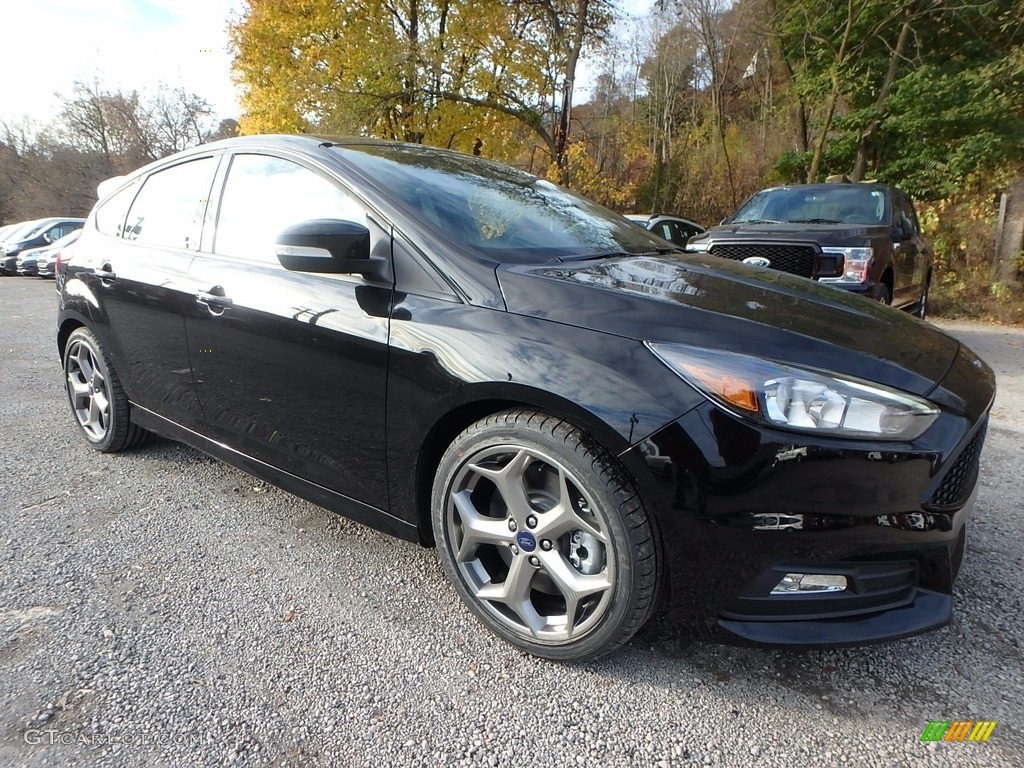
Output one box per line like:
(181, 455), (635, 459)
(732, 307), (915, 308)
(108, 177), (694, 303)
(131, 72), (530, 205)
(431, 410), (661, 661)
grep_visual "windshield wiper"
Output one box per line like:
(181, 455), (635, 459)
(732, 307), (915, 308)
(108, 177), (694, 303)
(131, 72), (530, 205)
(733, 218), (782, 225)
(787, 218), (843, 224)
(551, 247), (677, 264)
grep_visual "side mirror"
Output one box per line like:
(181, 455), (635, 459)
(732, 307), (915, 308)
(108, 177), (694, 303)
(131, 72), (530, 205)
(275, 219), (379, 275)
(42, 232), (53, 244)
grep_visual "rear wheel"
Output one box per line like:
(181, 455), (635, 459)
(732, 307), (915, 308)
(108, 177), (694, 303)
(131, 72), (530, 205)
(432, 409), (661, 661)
(63, 327), (149, 452)
(872, 282), (892, 305)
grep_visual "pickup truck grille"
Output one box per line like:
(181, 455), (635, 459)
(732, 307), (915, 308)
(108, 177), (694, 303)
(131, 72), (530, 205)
(709, 244), (816, 278)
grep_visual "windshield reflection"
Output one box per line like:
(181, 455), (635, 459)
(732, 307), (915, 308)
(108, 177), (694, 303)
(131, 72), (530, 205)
(335, 143), (668, 264)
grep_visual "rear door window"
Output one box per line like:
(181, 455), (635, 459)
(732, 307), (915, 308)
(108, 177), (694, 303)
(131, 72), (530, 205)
(123, 158), (218, 250)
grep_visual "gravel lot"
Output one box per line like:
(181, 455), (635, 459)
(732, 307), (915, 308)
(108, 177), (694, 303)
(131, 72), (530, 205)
(1, 277), (1022, 767)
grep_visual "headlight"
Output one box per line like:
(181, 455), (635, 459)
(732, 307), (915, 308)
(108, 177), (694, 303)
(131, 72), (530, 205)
(647, 343), (939, 441)
(686, 239), (710, 253)
(818, 246), (872, 284)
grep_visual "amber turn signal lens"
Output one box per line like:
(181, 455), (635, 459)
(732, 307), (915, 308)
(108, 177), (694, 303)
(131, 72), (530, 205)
(677, 362), (759, 412)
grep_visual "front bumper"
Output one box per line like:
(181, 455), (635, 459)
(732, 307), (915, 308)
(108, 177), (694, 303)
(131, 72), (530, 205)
(621, 351), (992, 646)
(17, 260), (39, 276)
(1, 255), (18, 274)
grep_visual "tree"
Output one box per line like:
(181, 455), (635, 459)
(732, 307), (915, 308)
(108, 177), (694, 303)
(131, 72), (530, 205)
(229, 0), (615, 178)
(773, 0), (1024, 196)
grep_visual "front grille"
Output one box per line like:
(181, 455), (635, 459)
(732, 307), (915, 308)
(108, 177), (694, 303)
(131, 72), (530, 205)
(709, 243), (816, 278)
(926, 423), (987, 510)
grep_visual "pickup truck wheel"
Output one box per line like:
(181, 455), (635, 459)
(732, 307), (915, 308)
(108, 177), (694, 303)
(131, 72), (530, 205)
(915, 279), (930, 319)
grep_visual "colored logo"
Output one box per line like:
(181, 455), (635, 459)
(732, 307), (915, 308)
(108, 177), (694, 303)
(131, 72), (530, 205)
(920, 721), (997, 742)
(742, 256), (772, 268)
(516, 531), (537, 552)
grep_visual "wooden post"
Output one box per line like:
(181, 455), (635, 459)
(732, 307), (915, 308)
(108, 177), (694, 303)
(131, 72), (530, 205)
(994, 178), (1024, 285)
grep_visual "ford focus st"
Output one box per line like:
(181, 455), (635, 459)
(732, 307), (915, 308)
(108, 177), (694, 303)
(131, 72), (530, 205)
(57, 135), (995, 661)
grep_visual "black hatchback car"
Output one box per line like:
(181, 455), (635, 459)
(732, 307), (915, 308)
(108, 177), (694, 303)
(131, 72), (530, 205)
(687, 183), (932, 315)
(57, 136), (994, 661)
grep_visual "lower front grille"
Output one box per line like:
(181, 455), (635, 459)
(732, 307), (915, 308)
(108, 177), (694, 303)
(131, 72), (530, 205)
(721, 560), (919, 622)
(926, 422), (987, 510)
(709, 243), (816, 278)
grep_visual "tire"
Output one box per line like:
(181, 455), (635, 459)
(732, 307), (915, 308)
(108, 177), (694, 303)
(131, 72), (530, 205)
(915, 277), (930, 319)
(63, 327), (150, 452)
(872, 282), (892, 305)
(431, 409), (661, 661)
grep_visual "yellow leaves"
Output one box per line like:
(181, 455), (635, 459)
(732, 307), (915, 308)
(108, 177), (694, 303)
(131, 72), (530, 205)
(565, 121), (655, 210)
(230, 0), (590, 153)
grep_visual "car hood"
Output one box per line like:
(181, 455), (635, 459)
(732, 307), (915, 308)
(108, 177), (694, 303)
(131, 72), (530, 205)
(497, 253), (959, 397)
(692, 222), (889, 246)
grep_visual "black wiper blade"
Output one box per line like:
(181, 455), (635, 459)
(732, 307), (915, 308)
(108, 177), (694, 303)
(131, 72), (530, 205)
(733, 218), (782, 225)
(553, 248), (676, 263)
(787, 218), (843, 224)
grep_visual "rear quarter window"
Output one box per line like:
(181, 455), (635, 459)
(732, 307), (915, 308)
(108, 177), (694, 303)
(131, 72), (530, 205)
(94, 181), (140, 237)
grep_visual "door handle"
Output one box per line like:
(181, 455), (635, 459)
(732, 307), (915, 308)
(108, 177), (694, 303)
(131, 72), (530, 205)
(195, 289), (233, 310)
(90, 264), (117, 282)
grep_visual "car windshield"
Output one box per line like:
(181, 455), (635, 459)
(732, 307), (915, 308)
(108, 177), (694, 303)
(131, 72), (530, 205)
(2, 220), (44, 244)
(335, 144), (671, 264)
(729, 186), (889, 226)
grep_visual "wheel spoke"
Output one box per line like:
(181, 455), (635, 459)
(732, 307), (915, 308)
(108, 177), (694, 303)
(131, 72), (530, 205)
(539, 550), (612, 639)
(467, 448), (534, 519)
(74, 345), (94, 380)
(452, 490), (511, 561)
(67, 373), (89, 398)
(92, 390), (110, 426)
(534, 468), (606, 542)
(476, 555), (544, 636)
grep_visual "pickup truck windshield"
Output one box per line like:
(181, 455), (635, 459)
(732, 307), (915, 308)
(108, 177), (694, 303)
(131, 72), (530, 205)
(729, 186), (889, 226)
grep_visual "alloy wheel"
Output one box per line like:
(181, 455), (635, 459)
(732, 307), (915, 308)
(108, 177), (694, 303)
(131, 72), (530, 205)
(66, 338), (111, 442)
(444, 445), (616, 644)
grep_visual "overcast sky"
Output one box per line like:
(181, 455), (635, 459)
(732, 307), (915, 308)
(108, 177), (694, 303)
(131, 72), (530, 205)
(5, 0), (243, 125)
(5, 0), (657, 128)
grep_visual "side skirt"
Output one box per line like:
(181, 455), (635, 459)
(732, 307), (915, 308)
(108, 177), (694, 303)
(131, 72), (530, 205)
(130, 404), (420, 544)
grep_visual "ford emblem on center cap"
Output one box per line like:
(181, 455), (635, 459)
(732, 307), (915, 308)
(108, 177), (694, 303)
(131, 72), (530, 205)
(516, 531), (537, 552)
(742, 256), (772, 268)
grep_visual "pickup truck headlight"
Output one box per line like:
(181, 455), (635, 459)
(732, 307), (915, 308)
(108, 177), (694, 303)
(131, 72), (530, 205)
(647, 343), (939, 441)
(818, 246), (873, 284)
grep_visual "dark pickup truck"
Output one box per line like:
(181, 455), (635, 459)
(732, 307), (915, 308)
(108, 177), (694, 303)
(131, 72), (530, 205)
(685, 182), (932, 316)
